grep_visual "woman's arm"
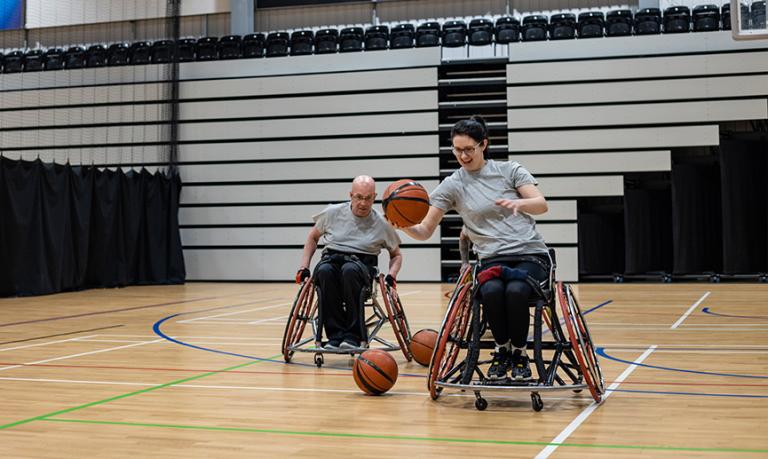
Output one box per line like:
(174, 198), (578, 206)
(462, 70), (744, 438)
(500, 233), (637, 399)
(399, 206), (445, 241)
(495, 183), (548, 216)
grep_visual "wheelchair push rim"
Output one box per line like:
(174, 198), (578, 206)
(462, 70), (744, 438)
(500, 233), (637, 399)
(378, 275), (413, 361)
(281, 279), (315, 363)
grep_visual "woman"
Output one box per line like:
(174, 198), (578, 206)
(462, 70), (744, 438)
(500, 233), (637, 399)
(398, 115), (550, 381)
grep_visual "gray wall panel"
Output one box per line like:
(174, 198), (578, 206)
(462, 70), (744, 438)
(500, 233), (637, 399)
(537, 176), (624, 197)
(513, 151), (671, 174)
(537, 223), (577, 244)
(537, 200), (577, 221)
(180, 226), (440, 246)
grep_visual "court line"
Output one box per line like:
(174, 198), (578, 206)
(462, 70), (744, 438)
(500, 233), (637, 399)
(39, 418), (768, 454)
(670, 291), (710, 329)
(702, 307), (768, 320)
(0, 339), (164, 372)
(597, 348), (768, 379)
(176, 302), (290, 323)
(535, 345), (657, 459)
(0, 325), (124, 346)
(0, 335), (98, 353)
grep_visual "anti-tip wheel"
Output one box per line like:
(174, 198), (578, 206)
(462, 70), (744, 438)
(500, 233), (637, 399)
(475, 397), (488, 411)
(531, 393), (543, 412)
(314, 353), (324, 368)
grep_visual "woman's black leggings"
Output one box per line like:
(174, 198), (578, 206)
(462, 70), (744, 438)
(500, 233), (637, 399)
(477, 256), (549, 348)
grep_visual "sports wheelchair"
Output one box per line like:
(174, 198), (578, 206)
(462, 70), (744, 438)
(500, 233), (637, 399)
(427, 249), (605, 411)
(281, 264), (412, 368)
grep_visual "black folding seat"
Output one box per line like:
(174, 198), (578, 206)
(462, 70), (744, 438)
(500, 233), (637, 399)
(663, 6), (691, 33)
(24, 50), (45, 71)
(722, 3), (750, 30)
(129, 41), (152, 64)
(85, 44), (106, 67)
(441, 20), (467, 47)
(196, 36), (219, 60)
(151, 40), (174, 63)
(468, 18), (493, 45)
(265, 32), (289, 57)
(44, 48), (65, 70)
(219, 35), (243, 59)
(416, 22), (441, 47)
(692, 4), (720, 31)
(314, 29), (338, 53)
(753, 0), (766, 29)
(634, 8), (662, 34)
(606, 9), (633, 36)
(521, 15), (548, 41)
(495, 16), (521, 43)
(3, 51), (23, 73)
(242, 33), (265, 58)
(390, 24), (415, 48)
(176, 38), (196, 61)
(364, 25), (389, 50)
(106, 43), (128, 66)
(0, 53), (3, 73)
(65, 46), (86, 69)
(549, 13), (576, 39)
(290, 30), (314, 55)
(339, 27), (364, 52)
(578, 11), (605, 38)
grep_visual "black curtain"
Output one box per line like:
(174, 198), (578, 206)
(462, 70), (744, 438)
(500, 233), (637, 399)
(671, 163), (722, 274)
(0, 158), (185, 297)
(720, 138), (768, 274)
(578, 208), (625, 276)
(624, 186), (673, 275)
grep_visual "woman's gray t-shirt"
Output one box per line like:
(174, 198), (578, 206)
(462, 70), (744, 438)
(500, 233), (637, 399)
(430, 159), (548, 259)
(313, 202), (401, 256)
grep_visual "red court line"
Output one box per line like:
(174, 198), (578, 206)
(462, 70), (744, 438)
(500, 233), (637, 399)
(0, 325), (125, 346)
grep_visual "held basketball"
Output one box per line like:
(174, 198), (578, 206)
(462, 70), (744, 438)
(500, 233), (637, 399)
(352, 349), (398, 395)
(409, 328), (438, 366)
(382, 179), (430, 228)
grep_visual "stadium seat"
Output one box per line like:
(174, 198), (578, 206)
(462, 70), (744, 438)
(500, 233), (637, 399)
(495, 16), (521, 43)
(416, 22), (441, 47)
(442, 20), (468, 47)
(664, 6), (691, 33)
(196, 36), (219, 60)
(24, 50), (44, 71)
(578, 11), (605, 38)
(521, 15), (548, 41)
(692, 4), (720, 31)
(722, 3), (750, 30)
(85, 44), (106, 67)
(219, 35), (243, 59)
(606, 9), (633, 36)
(635, 8), (662, 34)
(3, 51), (23, 73)
(468, 18), (493, 45)
(151, 40), (174, 63)
(339, 27), (364, 52)
(176, 38), (196, 61)
(107, 43), (129, 65)
(242, 33), (266, 58)
(364, 25), (389, 51)
(753, 0), (766, 29)
(390, 24), (415, 48)
(290, 30), (314, 55)
(266, 32), (289, 57)
(549, 13), (577, 39)
(314, 29), (339, 53)
(44, 48), (65, 70)
(65, 46), (86, 69)
(129, 41), (152, 64)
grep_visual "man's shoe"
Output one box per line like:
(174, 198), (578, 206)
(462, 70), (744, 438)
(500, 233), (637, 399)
(510, 350), (533, 381)
(339, 339), (360, 351)
(486, 348), (511, 380)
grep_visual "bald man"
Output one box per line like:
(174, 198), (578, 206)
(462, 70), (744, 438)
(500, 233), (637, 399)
(296, 176), (403, 350)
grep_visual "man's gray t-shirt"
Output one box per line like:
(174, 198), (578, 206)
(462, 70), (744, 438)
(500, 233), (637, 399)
(313, 202), (401, 256)
(430, 159), (548, 259)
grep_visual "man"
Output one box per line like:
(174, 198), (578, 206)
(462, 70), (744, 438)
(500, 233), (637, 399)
(296, 175), (402, 350)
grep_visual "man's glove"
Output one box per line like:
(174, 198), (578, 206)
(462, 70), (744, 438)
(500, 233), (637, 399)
(296, 267), (311, 284)
(385, 274), (397, 288)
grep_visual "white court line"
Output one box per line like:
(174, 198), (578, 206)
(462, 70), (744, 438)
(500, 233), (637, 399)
(0, 335), (98, 353)
(534, 345), (657, 459)
(247, 315), (288, 325)
(177, 302), (291, 324)
(96, 334), (284, 341)
(0, 339), (165, 372)
(671, 291), (710, 329)
(593, 322), (768, 327)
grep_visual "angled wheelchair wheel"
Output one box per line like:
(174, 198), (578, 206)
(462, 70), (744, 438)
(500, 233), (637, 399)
(557, 282), (606, 403)
(428, 266), (474, 400)
(281, 279), (316, 363)
(378, 275), (413, 361)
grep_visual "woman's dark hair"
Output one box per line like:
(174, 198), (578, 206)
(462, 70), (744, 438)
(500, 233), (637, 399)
(451, 115), (490, 158)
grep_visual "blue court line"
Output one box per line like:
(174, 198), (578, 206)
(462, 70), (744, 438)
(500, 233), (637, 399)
(537, 299), (612, 338)
(607, 388), (768, 399)
(701, 307), (768, 320)
(597, 348), (768, 380)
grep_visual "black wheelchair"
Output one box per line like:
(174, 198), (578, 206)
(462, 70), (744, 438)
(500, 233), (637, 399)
(282, 264), (412, 368)
(427, 249), (605, 411)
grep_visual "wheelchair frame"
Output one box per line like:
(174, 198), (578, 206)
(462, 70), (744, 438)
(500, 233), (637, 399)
(281, 272), (412, 368)
(427, 255), (605, 411)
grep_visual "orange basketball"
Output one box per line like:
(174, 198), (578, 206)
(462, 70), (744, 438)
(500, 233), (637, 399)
(382, 179), (430, 228)
(409, 328), (438, 366)
(352, 349), (398, 395)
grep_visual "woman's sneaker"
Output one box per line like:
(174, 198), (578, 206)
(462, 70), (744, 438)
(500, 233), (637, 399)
(487, 348), (511, 380)
(510, 350), (532, 381)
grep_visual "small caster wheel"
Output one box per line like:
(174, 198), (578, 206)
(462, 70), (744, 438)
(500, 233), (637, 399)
(613, 275), (624, 283)
(710, 274), (721, 283)
(475, 397), (488, 411)
(531, 393), (543, 412)
(314, 353), (324, 368)
(761, 275), (768, 284)
(573, 389), (583, 393)
(662, 274), (672, 283)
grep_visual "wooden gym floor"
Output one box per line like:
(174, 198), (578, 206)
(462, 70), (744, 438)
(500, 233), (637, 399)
(0, 282), (766, 458)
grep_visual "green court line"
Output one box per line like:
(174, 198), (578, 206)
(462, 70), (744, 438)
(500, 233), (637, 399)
(0, 355), (281, 431)
(40, 418), (768, 454)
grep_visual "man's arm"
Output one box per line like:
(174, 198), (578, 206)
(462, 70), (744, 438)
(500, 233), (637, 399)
(299, 226), (322, 270)
(387, 246), (403, 279)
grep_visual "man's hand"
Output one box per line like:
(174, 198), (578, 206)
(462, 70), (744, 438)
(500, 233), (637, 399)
(295, 267), (311, 284)
(385, 274), (397, 289)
